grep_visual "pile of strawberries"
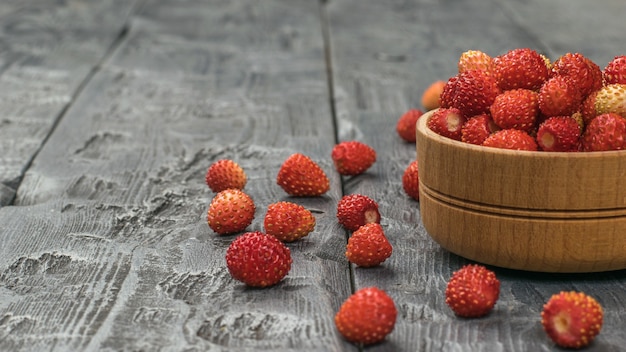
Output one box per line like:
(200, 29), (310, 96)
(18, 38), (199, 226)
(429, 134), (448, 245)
(425, 49), (626, 152)
(202, 48), (615, 349)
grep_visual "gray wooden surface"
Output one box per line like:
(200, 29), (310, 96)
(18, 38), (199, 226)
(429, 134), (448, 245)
(1, 0), (625, 351)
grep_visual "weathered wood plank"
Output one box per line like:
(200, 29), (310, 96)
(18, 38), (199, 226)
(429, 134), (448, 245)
(0, 0), (138, 206)
(1, 0), (354, 351)
(327, 0), (626, 351)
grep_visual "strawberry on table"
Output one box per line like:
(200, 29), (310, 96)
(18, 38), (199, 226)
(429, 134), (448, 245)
(331, 141), (377, 176)
(336, 194), (381, 231)
(335, 287), (397, 345)
(396, 109), (424, 143)
(482, 129), (538, 151)
(277, 153), (330, 196)
(402, 160), (420, 201)
(205, 159), (247, 193)
(421, 80), (446, 111)
(225, 231), (292, 288)
(264, 201), (315, 242)
(427, 107), (466, 141)
(346, 223), (392, 267)
(207, 189), (255, 235)
(536, 116), (581, 152)
(541, 291), (603, 349)
(445, 264), (500, 318)
(581, 112), (626, 151)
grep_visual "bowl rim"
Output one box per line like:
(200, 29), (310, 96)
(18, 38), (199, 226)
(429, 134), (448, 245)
(418, 109), (626, 159)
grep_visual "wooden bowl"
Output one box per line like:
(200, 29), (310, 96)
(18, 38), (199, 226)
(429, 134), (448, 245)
(416, 109), (626, 273)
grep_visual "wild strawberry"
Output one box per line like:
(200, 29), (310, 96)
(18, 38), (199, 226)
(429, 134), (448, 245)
(335, 287), (397, 345)
(538, 76), (583, 117)
(396, 109), (424, 143)
(482, 129), (538, 151)
(332, 141), (377, 176)
(458, 50), (494, 76)
(580, 89), (600, 125)
(603, 55), (626, 84)
(225, 231), (292, 287)
(493, 48), (550, 91)
(207, 189), (255, 235)
(593, 83), (626, 118)
(536, 116), (581, 152)
(277, 153), (330, 196)
(205, 159), (247, 192)
(490, 89), (539, 132)
(581, 113), (626, 151)
(263, 201), (315, 242)
(421, 81), (446, 111)
(452, 69), (501, 117)
(336, 194), (381, 231)
(461, 114), (499, 145)
(541, 291), (603, 349)
(552, 52), (603, 98)
(445, 264), (500, 318)
(427, 107), (466, 140)
(346, 223), (392, 267)
(439, 75), (459, 109)
(402, 160), (420, 201)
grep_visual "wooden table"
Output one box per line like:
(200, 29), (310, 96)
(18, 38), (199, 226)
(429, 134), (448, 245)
(1, 1), (625, 351)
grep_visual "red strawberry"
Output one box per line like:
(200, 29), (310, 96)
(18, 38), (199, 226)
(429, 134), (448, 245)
(493, 48), (550, 91)
(552, 52), (603, 98)
(225, 231), (292, 287)
(336, 194), (381, 231)
(439, 75), (459, 109)
(346, 223), (392, 267)
(207, 189), (255, 235)
(452, 69), (501, 117)
(332, 141), (377, 176)
(538, 76), (583, 117)
(277, 153), (330, 196)
(482, 129), (538, 151)
(335, 287), (397, 345)
(490, 89), (539, 132)
(541, 291), (603, 349)
(264, 201), (315, 242)
(427, 107), (466, 140)
(421, 80), (446, 111)
(580, 89), (600, 125)
(458, 50), (495, 76)
(603, 55), (626, 84)
(581, 113), (626, 151)
(205, 159), (247, 192)
(402, 160), (420, 201)
(445, 264), (500, 318)
(461, 114), (499, 145)
(536, 116), (581, 152)
(593, 83), (626, 118)
(396, 109), (424, 143)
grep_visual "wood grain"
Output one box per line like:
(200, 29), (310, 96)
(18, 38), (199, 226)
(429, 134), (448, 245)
(1, 0), (354, 351)
(0, 0), (138, 206)
(326, 0), (626, 350)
